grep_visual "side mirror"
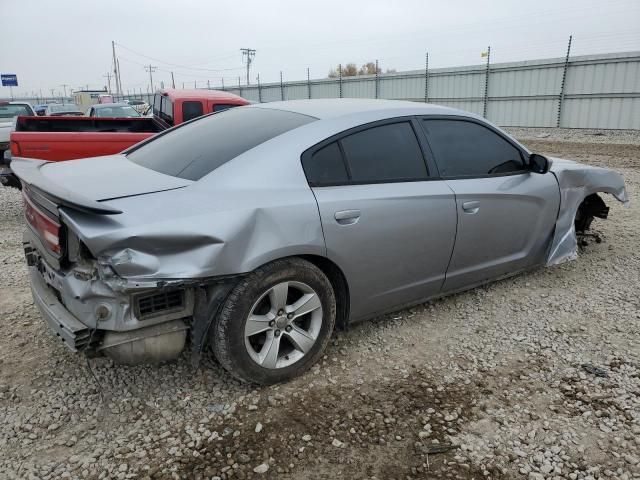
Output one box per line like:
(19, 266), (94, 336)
(529, 153), (550, 174)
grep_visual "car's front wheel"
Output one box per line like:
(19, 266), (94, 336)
(210, 258), (336, 384)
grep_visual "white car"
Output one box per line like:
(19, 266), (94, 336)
(0, 101), (35, 188)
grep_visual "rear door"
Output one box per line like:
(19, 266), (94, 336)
(304, 119), (457, 321)
(420, 118), (560, 292)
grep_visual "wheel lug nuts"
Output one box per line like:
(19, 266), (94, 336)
(285, 325), (292, 332)
(269, 320), (275, 327)
(277, 309), (284, 315)
(287, 313), (293, 319)
(274, 329), (281, 337)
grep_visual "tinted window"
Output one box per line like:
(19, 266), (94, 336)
(182, 101), (204, 122)
(340, 122), (427, 183)
(422, 119), (525, 177)
(213, 103), (240, 112)
(302, 142), (348, 186)
(127, 107), (315, 181)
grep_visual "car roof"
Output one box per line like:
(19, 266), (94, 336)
(249, 98), (473, 120)
(158, 88), (248, 103)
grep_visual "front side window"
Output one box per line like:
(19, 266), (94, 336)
(182, 101), (204, 122)
(422, 119), (525, 177)
(340, 122), (428, 183)
(127, 107), (315, 181)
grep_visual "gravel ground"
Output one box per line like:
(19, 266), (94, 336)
(0, 129), (638, 480)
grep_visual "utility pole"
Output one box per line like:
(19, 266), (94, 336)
(60, 84), (69, 104)
(112, 40), (121, 95)
(145, 64), (157, 93)
(117, 59), (122, 95)
(307, 67), (311, 99)
(103, 73), (112, 93)
(240, 48), (256, 85)
(171, 71), (176, 88)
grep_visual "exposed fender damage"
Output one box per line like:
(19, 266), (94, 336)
(546, 157), (629, 266)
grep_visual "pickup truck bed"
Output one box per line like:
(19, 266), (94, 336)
(10, 116), (167, 162)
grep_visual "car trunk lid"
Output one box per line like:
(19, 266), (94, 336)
(11, 154), (193, 213)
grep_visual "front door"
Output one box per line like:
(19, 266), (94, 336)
(421, 118), (560, 292)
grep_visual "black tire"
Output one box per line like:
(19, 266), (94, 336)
(210, 257), (336, 384)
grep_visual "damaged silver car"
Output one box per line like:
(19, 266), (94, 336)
(13, 99), (628, 384)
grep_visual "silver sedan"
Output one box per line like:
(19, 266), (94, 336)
(13, 99), (628, 384)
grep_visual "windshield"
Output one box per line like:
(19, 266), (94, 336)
(127, 107), (316, 181)
(0, 104), (33, 119)
(95, 105), (140, 117)
(49, 104), (82, 113)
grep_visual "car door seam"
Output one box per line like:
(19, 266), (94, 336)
(307, 187), (329, 257)
(441, 180), (459, 289)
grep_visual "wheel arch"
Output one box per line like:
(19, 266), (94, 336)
(296, 254), (351, 330)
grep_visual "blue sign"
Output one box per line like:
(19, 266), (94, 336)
(1, 74), (18, 87)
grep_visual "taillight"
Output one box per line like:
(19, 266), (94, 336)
(22, 191), (61, 255)
(10, 140), (20, 156)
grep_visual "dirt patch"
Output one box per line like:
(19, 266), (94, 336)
(173, 368), (503, 480)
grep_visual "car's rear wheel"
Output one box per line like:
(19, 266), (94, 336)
(210, 258), (336, 384)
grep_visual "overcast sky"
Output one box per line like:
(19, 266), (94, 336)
(2, 0), (639, 98)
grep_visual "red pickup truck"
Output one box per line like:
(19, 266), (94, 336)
(2, 89), (248, 187)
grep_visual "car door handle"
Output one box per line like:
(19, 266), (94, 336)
(462, 201), (480, 214)
(334, 209), (361, 225)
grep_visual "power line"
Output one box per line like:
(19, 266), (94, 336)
(115, 42), (245, 72)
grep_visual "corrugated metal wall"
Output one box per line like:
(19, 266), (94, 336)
(11, 52), (637, 129)
(224, 51), (640, 129)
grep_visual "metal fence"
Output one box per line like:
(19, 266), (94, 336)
(7, 51), (640, 129)
(220, 51), (640, 130)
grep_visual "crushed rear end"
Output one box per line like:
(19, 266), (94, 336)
(13, 157), (203, 364)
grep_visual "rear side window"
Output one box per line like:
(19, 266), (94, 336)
(302, 142), (348, 186)
(422, 119), (525, 177)
(127, 107), (316, 181)
(340, 122), (427, 183)
(182, 101), (204, 122)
